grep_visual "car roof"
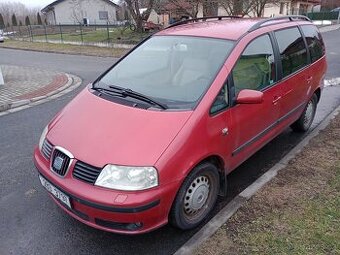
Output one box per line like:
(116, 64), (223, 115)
(157, 17), (312, 41)
(157, 18), (261, 41)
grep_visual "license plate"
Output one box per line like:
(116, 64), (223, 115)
(39, 175), (72, 209)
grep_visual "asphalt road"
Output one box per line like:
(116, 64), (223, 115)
(1, 29), (340, 255)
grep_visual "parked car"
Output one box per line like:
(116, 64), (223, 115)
(34, 15), (327, 234)
(0, 30), (4, 43)
(331, 7), (340, 12)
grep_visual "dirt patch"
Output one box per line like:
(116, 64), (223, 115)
(195, 114), (340, 255)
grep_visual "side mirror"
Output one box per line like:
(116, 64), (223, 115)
(236, 89), (264, 104)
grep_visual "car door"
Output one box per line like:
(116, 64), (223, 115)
(226, 34), (282, 170)
(273, 27), (310, 124)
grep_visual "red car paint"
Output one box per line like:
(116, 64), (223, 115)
(34, 17), (327, 234)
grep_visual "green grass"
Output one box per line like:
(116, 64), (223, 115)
(32, 28), (148, 44)
(244, 182), (340, 254)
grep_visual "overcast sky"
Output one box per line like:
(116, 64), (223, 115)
(0, 0), (52, 8)
(0, 0), (119, 8)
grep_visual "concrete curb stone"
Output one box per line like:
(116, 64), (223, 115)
(0, 73), (82, 116)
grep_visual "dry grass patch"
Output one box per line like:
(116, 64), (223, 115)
(196, 115), (340, 255)
(0, 40), (129, 58)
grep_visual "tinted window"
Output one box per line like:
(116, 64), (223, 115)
(233, 34), (276, 95)
(99, 36), (234, 110)
(275, 27), (308, 77)
(301, 25), (325, 63)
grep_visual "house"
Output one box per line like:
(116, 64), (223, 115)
(163, 0), (321, 21)
(217, 1), (321, 17)
(321, 0), (340, 10)
(42, 0), (119, 25)
(139, 8), (169, 25)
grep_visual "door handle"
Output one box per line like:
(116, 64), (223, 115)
(272, 96), (281, 105)
(307, 76), (313, 84)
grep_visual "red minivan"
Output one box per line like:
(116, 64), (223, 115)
(34, 16), (327, 234)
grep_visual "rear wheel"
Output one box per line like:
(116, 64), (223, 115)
(291, 94), (318, 132)
(170, 162), (220, 230)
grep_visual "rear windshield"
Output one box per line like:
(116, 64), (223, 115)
(98, 36), (234, 110)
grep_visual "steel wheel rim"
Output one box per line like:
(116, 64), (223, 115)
(183, 175), (210, 220)
(303, 100), (315, 128)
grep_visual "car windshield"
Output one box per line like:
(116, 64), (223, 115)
(97, 36), (234, 110)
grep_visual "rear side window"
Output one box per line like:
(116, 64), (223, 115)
(232, 34), (276, 95)
(275, 27), (308, 78)
(301, 25), (325, 63)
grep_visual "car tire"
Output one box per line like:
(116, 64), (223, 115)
(169, 162), (220, 230)
(291, 94), (318, 132)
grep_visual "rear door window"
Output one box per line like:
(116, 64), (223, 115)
(232, 34), (276, 95)
(275, 27), (308, 78)
(301, 25), (325, 63)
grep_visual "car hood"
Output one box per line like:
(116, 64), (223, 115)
(47, 87), (192, 167)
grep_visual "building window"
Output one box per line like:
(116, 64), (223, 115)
(99, 11), (108, 20)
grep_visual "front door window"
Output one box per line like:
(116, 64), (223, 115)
(232, 34), (276, 95)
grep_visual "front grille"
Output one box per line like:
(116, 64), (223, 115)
(73, 161), (102, 184)
(41, 139), (53, 160)
(51, 150), (71, 176)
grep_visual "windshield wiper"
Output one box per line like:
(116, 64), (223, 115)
(108, 85), (168, 110)
(91, 86), (126, 98)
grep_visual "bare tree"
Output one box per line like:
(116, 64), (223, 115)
(218, 0), (253, 17)
(121, 0), (155, 32)
(0, 1), (40, 26)
(251, 0), (281, 17)
(218, 0), (282, 17)
(164, 0), (222, 19)
(69, 0), (84, 24)
(166, 0), (201, 18)
(203, 0), (219, 16)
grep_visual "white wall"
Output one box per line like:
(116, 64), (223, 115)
(48, 0), (117, 25)
(147, 10), (160, 24)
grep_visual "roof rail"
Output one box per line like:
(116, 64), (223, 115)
(166, 15), (242, 29)
(248, 15), (311, 32)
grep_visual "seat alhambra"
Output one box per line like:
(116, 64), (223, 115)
(34, 15), (327, 234)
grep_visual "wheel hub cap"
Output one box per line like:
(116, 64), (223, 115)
(304, 100), (314, 127)
(184, 176), (210, 215)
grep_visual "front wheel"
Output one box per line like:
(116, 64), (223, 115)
(291, 94), (318, 132)
(170, 162), (220, 230)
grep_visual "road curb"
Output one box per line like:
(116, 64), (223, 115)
(174, 105), (340, 255)
(319, 24), (340, 33)
(0, 73), (82, 117)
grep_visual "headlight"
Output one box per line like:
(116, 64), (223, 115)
(38, 126), (48, 151)
(95, 165), (158, 191)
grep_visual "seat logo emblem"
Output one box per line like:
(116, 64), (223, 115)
(53, 156), (64, 171)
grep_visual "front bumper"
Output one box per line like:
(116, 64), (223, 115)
(34, 147), (180, 234)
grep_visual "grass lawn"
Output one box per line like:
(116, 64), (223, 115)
(195, 114), (340, 255)
(31, 28), (148, 44)
(0, 40), (129, 58)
